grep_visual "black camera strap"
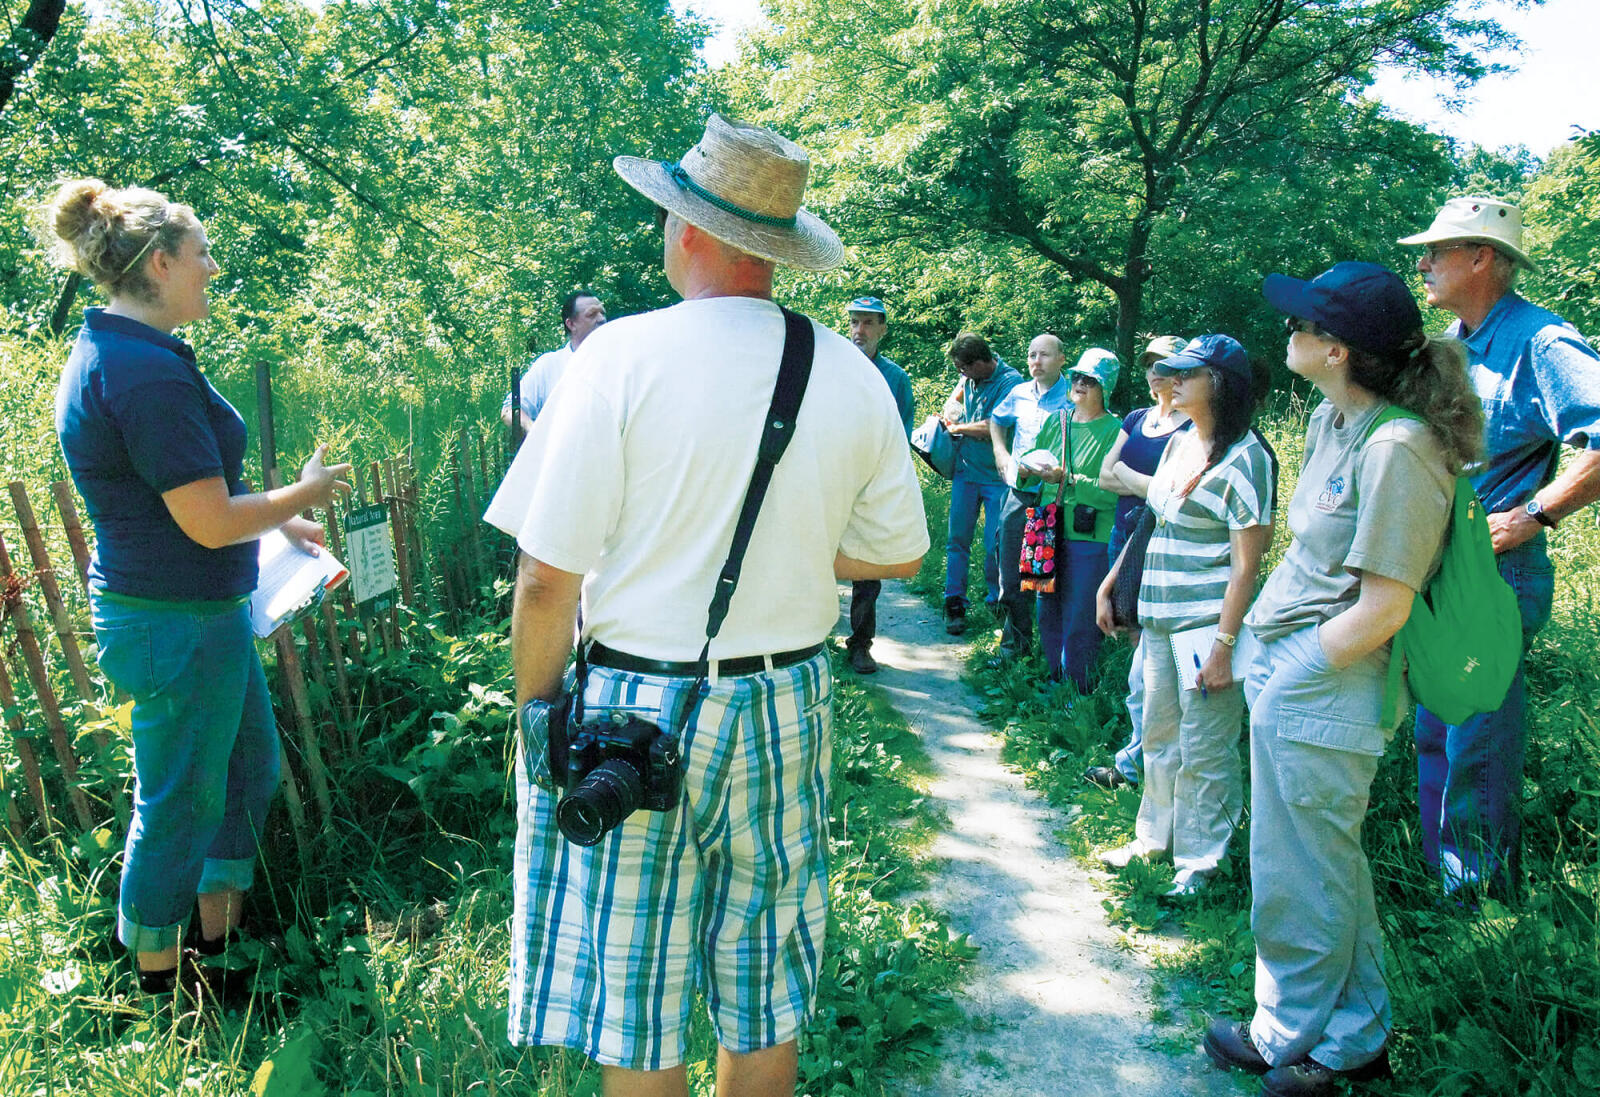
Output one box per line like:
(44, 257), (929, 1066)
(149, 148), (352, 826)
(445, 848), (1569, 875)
(574, 304), (815, 734)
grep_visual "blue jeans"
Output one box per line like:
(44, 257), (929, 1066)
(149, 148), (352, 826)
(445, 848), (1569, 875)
(1414, 538), (1554, 893)
(1037, 539), (1110, 691)
(91, 593), (280, 951)
(945, 474), (1007, 605)
(1114, 635), (1146, 782)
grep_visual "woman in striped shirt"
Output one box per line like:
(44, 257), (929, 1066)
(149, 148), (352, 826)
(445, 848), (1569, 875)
(1094, 334), (1275, 896)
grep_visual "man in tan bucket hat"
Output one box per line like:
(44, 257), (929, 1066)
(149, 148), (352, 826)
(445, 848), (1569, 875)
(1398, 196), (1600, 899)
(484, 113), (927, 1095)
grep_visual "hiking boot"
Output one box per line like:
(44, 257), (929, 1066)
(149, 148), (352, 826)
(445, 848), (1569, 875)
(944, 596), (967, 635)
(1261, 1050), (1392, 1096)
(1083, 765), (1131, 790)
(848, 646), (877, 675)
(1203, 1018), (1272, 1075)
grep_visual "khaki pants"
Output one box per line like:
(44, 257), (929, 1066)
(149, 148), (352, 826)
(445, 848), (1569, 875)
(1133, 629), (1245, 890)
(1241, 624), (1393, 1071)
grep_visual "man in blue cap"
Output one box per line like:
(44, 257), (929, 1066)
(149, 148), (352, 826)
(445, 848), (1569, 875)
(843, 295), (916, 674)
(1399, 196), (1600, 896)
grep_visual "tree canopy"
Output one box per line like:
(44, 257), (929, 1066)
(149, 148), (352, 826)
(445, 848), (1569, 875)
(731, 0), (1531, 396)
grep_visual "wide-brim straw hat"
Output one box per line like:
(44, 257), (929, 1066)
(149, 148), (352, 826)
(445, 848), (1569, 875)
(614, 113), (844, 272)
(1398, 195), (1538, 272)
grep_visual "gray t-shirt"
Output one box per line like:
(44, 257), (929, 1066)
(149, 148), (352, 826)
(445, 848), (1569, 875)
(1247, 400), (1452, 644)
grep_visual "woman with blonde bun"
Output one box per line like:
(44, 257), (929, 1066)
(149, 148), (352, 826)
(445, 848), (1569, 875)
(44, 179), (351, 996)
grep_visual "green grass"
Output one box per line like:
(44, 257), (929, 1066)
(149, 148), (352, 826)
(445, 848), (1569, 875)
(0, 603), (971, 1095)
(918, 408), (1600, 1096)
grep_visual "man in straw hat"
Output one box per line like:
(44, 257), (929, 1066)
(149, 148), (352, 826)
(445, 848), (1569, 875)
(1399, 196), (1600, 897)
(483, 113), (927, 1095)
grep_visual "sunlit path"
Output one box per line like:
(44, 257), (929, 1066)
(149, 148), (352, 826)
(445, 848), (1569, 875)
(838, 584), (1244, 1097)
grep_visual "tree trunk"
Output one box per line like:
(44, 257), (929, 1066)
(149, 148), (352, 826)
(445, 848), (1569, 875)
(0, 0), (68, 115)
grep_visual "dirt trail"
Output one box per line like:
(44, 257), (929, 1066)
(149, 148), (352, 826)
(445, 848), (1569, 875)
(845, 584), (1242, 1097)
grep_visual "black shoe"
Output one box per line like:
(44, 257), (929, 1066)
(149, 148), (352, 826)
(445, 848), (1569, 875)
(1082, 765), (1131, 790)
(944, 596), (967, 636)
(1261, 1050), (1392, 1097)
(848, 646), (877, 675)
(1203, 1018), (1272, 1075)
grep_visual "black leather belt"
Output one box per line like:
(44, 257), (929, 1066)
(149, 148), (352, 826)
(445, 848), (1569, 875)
(586, 640), (825, 678)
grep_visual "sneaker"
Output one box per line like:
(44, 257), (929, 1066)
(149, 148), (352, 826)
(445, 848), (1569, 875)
(848, 646), (877, 675)
(1261, 1050), (1392, 1096)
(1082, 765), (1131, 790)
(944, 596), (967, 635)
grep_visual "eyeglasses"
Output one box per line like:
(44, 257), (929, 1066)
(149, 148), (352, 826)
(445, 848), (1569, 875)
(1421, 242), (1477, 264)
(1284, 316), (1324, 337)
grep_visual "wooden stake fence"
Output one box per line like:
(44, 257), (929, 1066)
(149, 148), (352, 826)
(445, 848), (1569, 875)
(0, 451), (448, 850)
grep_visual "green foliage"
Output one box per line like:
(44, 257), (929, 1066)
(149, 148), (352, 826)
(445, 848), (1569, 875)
(732, 0), (1507, 394)
(1523, 134), (1600, 338)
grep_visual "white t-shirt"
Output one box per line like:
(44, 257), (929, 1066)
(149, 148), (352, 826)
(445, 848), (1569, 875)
(501, 343), (574, 422)
(483, 297), (929, 660)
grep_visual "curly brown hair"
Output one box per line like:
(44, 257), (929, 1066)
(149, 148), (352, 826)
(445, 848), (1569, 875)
(40, 179), (199, 301)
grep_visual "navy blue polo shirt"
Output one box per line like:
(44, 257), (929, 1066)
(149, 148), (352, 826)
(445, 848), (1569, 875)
(55, 309), (257, 599)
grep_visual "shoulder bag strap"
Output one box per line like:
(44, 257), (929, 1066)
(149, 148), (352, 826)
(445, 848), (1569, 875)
(577, 306), (815, 733)
(1055, 410), (1071, 505)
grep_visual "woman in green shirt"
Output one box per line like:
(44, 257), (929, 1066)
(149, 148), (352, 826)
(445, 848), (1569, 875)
(1030, 348), (1122, 690)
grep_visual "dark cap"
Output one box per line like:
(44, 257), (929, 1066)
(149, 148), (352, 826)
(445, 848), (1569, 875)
(1151, 333), (1251, 385)
(1261, 262), (1421, 356)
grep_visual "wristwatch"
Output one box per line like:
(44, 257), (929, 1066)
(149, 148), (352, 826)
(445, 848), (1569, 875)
(1524, 498), (1557, 529)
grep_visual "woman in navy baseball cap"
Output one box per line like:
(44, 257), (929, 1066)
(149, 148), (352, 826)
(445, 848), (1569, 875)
(1204, 262), (1482, 1096)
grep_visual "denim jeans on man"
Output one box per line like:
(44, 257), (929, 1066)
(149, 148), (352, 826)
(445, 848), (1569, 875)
(1414, 537), (1554, 893)
(944, 473), (1008, 607)
(91, 593), (279, 951)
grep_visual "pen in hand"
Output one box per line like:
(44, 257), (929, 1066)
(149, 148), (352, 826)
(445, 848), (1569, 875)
(1194, 652), (1207, 699)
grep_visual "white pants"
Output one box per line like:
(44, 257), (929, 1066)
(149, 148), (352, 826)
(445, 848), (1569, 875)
(1133, 629), (1245, 889)
(1241, 624), (1394, 1071)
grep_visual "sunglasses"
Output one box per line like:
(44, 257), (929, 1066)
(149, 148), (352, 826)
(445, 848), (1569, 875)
(1166, 366), (1211, 382)
(1284, 316), (1325, 337)
(654, 205), (669, 231)
(1421, 242), (1477, 264)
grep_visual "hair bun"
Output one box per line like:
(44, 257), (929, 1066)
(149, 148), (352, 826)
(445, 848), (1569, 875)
(49, 178), (113, 246)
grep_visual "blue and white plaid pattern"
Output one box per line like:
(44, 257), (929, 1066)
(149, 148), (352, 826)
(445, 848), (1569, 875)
(509, 652), (832, 1070)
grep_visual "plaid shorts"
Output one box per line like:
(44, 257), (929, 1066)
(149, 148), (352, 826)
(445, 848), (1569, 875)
(508, 651), (832, 1070)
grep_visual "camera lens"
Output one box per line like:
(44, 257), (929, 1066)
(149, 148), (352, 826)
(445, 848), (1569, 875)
(556, 758), (646, 846)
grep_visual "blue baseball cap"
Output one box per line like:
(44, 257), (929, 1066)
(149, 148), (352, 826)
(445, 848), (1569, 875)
(1261, 262), (1421, 356)
(847, 295), (887, 317)
(1151, 333), (1252, 385)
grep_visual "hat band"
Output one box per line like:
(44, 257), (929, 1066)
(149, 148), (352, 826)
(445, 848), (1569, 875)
(663, 161), (798, 230)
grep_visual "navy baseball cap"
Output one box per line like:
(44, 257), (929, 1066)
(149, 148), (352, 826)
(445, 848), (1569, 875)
(847, 295), (887, 316)
(1151, 333), (1252, 385)
(1261, 262), (1421, 356)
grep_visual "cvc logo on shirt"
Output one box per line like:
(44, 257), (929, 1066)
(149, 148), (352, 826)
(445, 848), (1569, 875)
(1315, 475), (1346, 514)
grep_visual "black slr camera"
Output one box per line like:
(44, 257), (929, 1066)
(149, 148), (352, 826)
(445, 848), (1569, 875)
(548, 704), (683, 847)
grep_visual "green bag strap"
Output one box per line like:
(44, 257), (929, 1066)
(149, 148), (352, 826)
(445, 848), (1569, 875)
(1363, 403), (1421, 729)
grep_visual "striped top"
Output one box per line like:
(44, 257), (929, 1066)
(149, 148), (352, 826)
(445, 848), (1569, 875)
(1137, 430), (1275, 632)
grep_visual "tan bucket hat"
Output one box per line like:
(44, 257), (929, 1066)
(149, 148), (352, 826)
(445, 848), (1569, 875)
(1398, 195), (1538, 272)
(1139, 335), (1187, 367)
(614, 114), (844, 272)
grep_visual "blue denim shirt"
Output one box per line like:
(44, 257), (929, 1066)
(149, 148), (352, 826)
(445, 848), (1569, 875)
(953, 359), (1025, 484)
(872, 353), (916, 439)
(1451, 292), (1600, 514)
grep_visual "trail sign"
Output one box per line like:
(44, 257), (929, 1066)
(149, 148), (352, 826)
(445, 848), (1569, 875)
(346, 504), (398, 616)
